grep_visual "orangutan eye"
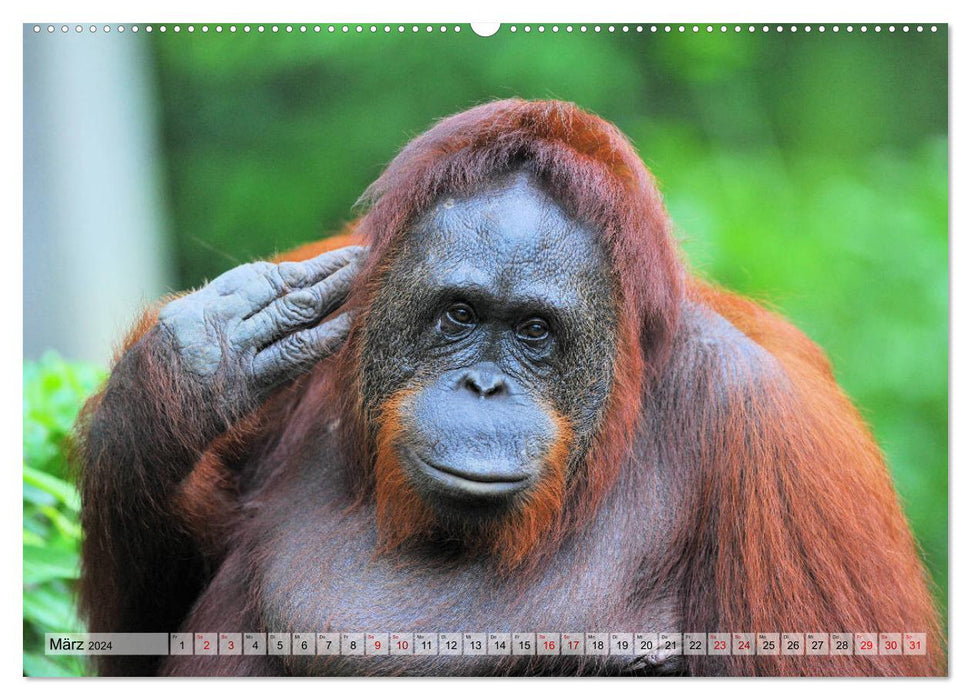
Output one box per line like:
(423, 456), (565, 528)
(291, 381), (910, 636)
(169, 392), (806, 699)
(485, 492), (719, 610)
(439, 303), (477, 337)
(516, 318), (550, 343)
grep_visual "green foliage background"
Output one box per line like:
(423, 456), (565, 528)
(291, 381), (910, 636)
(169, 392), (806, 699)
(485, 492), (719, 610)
(23, 25), (947, 676)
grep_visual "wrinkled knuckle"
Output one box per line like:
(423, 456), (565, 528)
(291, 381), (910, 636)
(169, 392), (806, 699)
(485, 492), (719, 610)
(277, 347), (303, 369)
(262, 264), (288, 293)
(279, 292), (318, 324)
(284, 333), (316, 362)
(305, 285), (326, 309)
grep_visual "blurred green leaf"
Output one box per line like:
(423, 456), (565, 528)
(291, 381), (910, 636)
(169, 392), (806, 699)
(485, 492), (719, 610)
(23, 651), (83, 678)
(24, 467), (80, 512)
(23, 353), (102, 676)
(23, 546), (80, 586)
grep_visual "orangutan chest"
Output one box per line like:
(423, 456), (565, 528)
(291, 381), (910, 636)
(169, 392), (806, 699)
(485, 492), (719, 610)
(253, 504), (669, 675)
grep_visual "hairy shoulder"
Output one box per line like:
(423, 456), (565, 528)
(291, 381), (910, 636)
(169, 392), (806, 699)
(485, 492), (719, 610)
(656, 281), (843, 436)
(687, 279), (834, 381)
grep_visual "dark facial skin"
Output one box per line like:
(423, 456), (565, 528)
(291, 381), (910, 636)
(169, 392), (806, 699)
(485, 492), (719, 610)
(360, 173), (618, 519)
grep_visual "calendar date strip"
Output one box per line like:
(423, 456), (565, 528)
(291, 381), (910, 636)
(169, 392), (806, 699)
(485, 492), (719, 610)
(46, 631), (928, 657)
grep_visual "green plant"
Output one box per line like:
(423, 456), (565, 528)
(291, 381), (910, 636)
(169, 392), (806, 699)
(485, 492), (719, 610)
(23, 352), (105, 677)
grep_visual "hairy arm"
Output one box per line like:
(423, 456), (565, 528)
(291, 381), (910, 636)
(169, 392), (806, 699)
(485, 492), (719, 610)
(76, 245), (365, 674)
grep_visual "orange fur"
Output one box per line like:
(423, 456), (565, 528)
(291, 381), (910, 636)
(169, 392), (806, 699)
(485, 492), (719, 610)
(373, 389), (436, 552)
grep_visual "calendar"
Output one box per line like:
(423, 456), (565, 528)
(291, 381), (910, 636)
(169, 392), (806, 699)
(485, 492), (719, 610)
(45, 631), (929, 657)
